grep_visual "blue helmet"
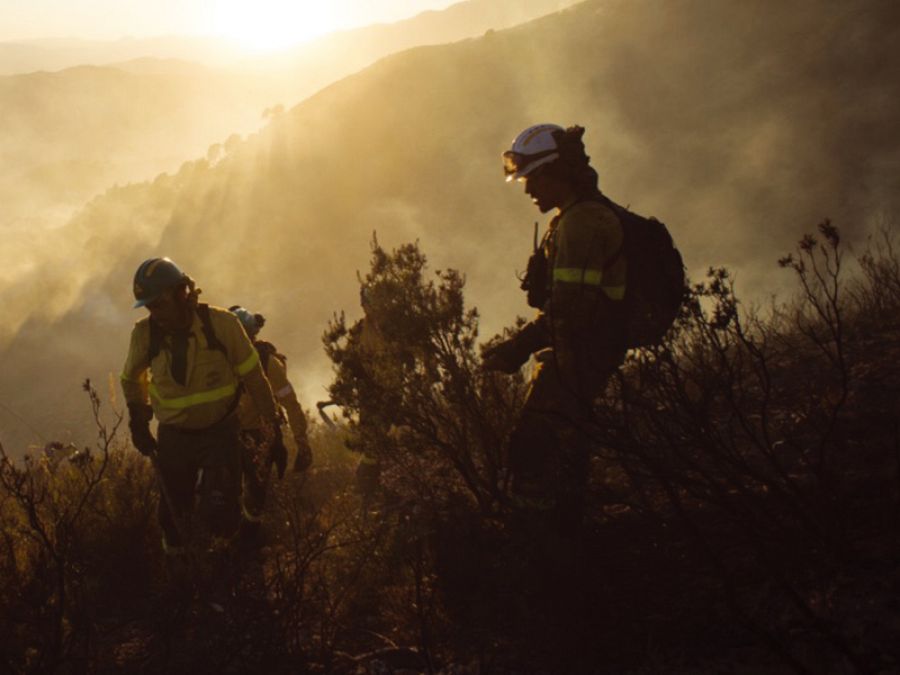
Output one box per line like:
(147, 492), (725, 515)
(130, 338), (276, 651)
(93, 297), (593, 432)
(132, 258), (186, 308)
(229, 306), (264, 338)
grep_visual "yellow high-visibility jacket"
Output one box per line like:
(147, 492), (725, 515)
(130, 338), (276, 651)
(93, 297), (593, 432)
(121, 305), (278, 429)
(238, 343), (309, 444)
(542, 198), (628, 374)
(547, 198), (627, 305)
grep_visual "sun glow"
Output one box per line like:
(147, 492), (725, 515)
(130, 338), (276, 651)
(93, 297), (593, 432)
(213, 1), (339, 51)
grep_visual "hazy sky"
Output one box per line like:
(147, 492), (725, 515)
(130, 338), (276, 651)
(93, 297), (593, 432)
(0, 0), (458, 48)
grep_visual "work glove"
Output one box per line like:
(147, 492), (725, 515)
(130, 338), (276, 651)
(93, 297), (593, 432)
(481, 338), (530, 374)
(127, 403), (157, 457)
(481, 319), (551, 374)
(270, 426), (287, 479)
(293, 436), (313, 473)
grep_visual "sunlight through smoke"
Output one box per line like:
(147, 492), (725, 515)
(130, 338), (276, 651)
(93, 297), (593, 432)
(212, 0), (339, 51)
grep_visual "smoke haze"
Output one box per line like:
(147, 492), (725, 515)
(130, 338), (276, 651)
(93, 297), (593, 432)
(1, 0), (898, 454)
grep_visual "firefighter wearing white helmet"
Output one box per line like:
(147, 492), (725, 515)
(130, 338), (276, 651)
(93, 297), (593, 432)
(502, 123), (564, 182)
(484, 124), (628, 535)
(121, 258), (280, 554)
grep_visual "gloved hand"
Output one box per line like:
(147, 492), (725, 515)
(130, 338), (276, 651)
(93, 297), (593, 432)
(481, 338), (530, 374)
(271, 437), (288, 479)
(293, 436), (312, 473)
(482, 319), (552, 373)
(257, 418), (285, 476)
(127, 403), (157, 457)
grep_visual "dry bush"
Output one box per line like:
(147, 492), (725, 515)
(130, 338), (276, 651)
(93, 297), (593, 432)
(323, 238), (526, 518)
(590, 221), (900, 673)
(321, 239), (533, 666)
(0, 381), (159, 673)
(850, 226), (900, 330)
(319, 224), (900, 672)
(3, 223), (898, 674)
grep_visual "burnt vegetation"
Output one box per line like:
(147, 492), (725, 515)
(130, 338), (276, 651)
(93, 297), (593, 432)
(2, 222), (899, 674)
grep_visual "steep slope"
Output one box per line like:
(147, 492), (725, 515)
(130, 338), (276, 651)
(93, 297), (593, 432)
(2, 0), (899, 453)
(237, 0), (583, 90)
(0, 62), (282, 234)
(0, 1), (581, 77)
(1, 0), (581, 261)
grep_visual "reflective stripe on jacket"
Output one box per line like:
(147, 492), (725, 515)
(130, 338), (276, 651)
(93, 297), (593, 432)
(541, 198), (628, 377)
(549, 199), (626, 301)
(121, 305), (265, 429)
(238, 346), (309, 442)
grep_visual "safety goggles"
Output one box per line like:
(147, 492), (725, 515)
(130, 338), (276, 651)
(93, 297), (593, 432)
(502, 149), (559, 181)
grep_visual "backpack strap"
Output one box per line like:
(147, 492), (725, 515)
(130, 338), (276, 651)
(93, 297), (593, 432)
(147, 319), (163, 364)
(196, 303), (227, 356)
(196, 303), (244, 421)
(145, 305), (244, 423)
(147, 304), (226, 363)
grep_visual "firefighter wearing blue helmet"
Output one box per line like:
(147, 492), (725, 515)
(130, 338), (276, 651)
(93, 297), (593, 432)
(230, 305), (313, 531)
(121, 257), (280, 554)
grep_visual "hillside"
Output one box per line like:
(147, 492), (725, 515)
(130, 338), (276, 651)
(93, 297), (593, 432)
(0, 1), (579, 77)
(0, 35), (242, 75)
(236, 0), (582, 89)
(0, 62), (283, 233)
(1, 0), (899, 453)
(2, 224), (898, 672)
(0, 0), (581, 287)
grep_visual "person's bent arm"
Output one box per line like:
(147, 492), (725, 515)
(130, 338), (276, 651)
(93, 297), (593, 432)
(267, 356), (313, 471)
(239, 361), (278, 424)
(120, 321), (156, 455)
(222, 312), (279, 424)
(481, 315), (550, 373)
(268, 358), (310, 443)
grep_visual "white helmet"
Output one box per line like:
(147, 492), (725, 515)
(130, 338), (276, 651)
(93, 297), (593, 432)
(502, 123), (564, 182)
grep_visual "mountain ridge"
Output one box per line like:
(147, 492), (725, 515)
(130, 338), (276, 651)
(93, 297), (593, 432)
(1, 0), (898, 454)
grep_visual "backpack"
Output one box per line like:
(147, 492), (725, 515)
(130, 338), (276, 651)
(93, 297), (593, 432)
(599, 196), (686, 348)
(254, 340), (286, 373)
(147, 303), (227, 363)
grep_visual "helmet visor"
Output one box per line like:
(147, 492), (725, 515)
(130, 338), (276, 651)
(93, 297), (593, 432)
(502, 149), (558, 181)
(133, 296), (156, 309)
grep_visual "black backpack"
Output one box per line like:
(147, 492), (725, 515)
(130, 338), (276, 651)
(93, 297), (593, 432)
(599, 196), (686, 348)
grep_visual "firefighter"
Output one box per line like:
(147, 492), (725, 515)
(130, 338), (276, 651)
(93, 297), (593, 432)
(121, 258), (279, 554)
(230, 306), (313, 527)
(482, 124), (628, 535)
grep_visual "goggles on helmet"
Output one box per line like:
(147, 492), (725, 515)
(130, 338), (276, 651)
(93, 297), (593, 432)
(502, 149), (559, 181)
